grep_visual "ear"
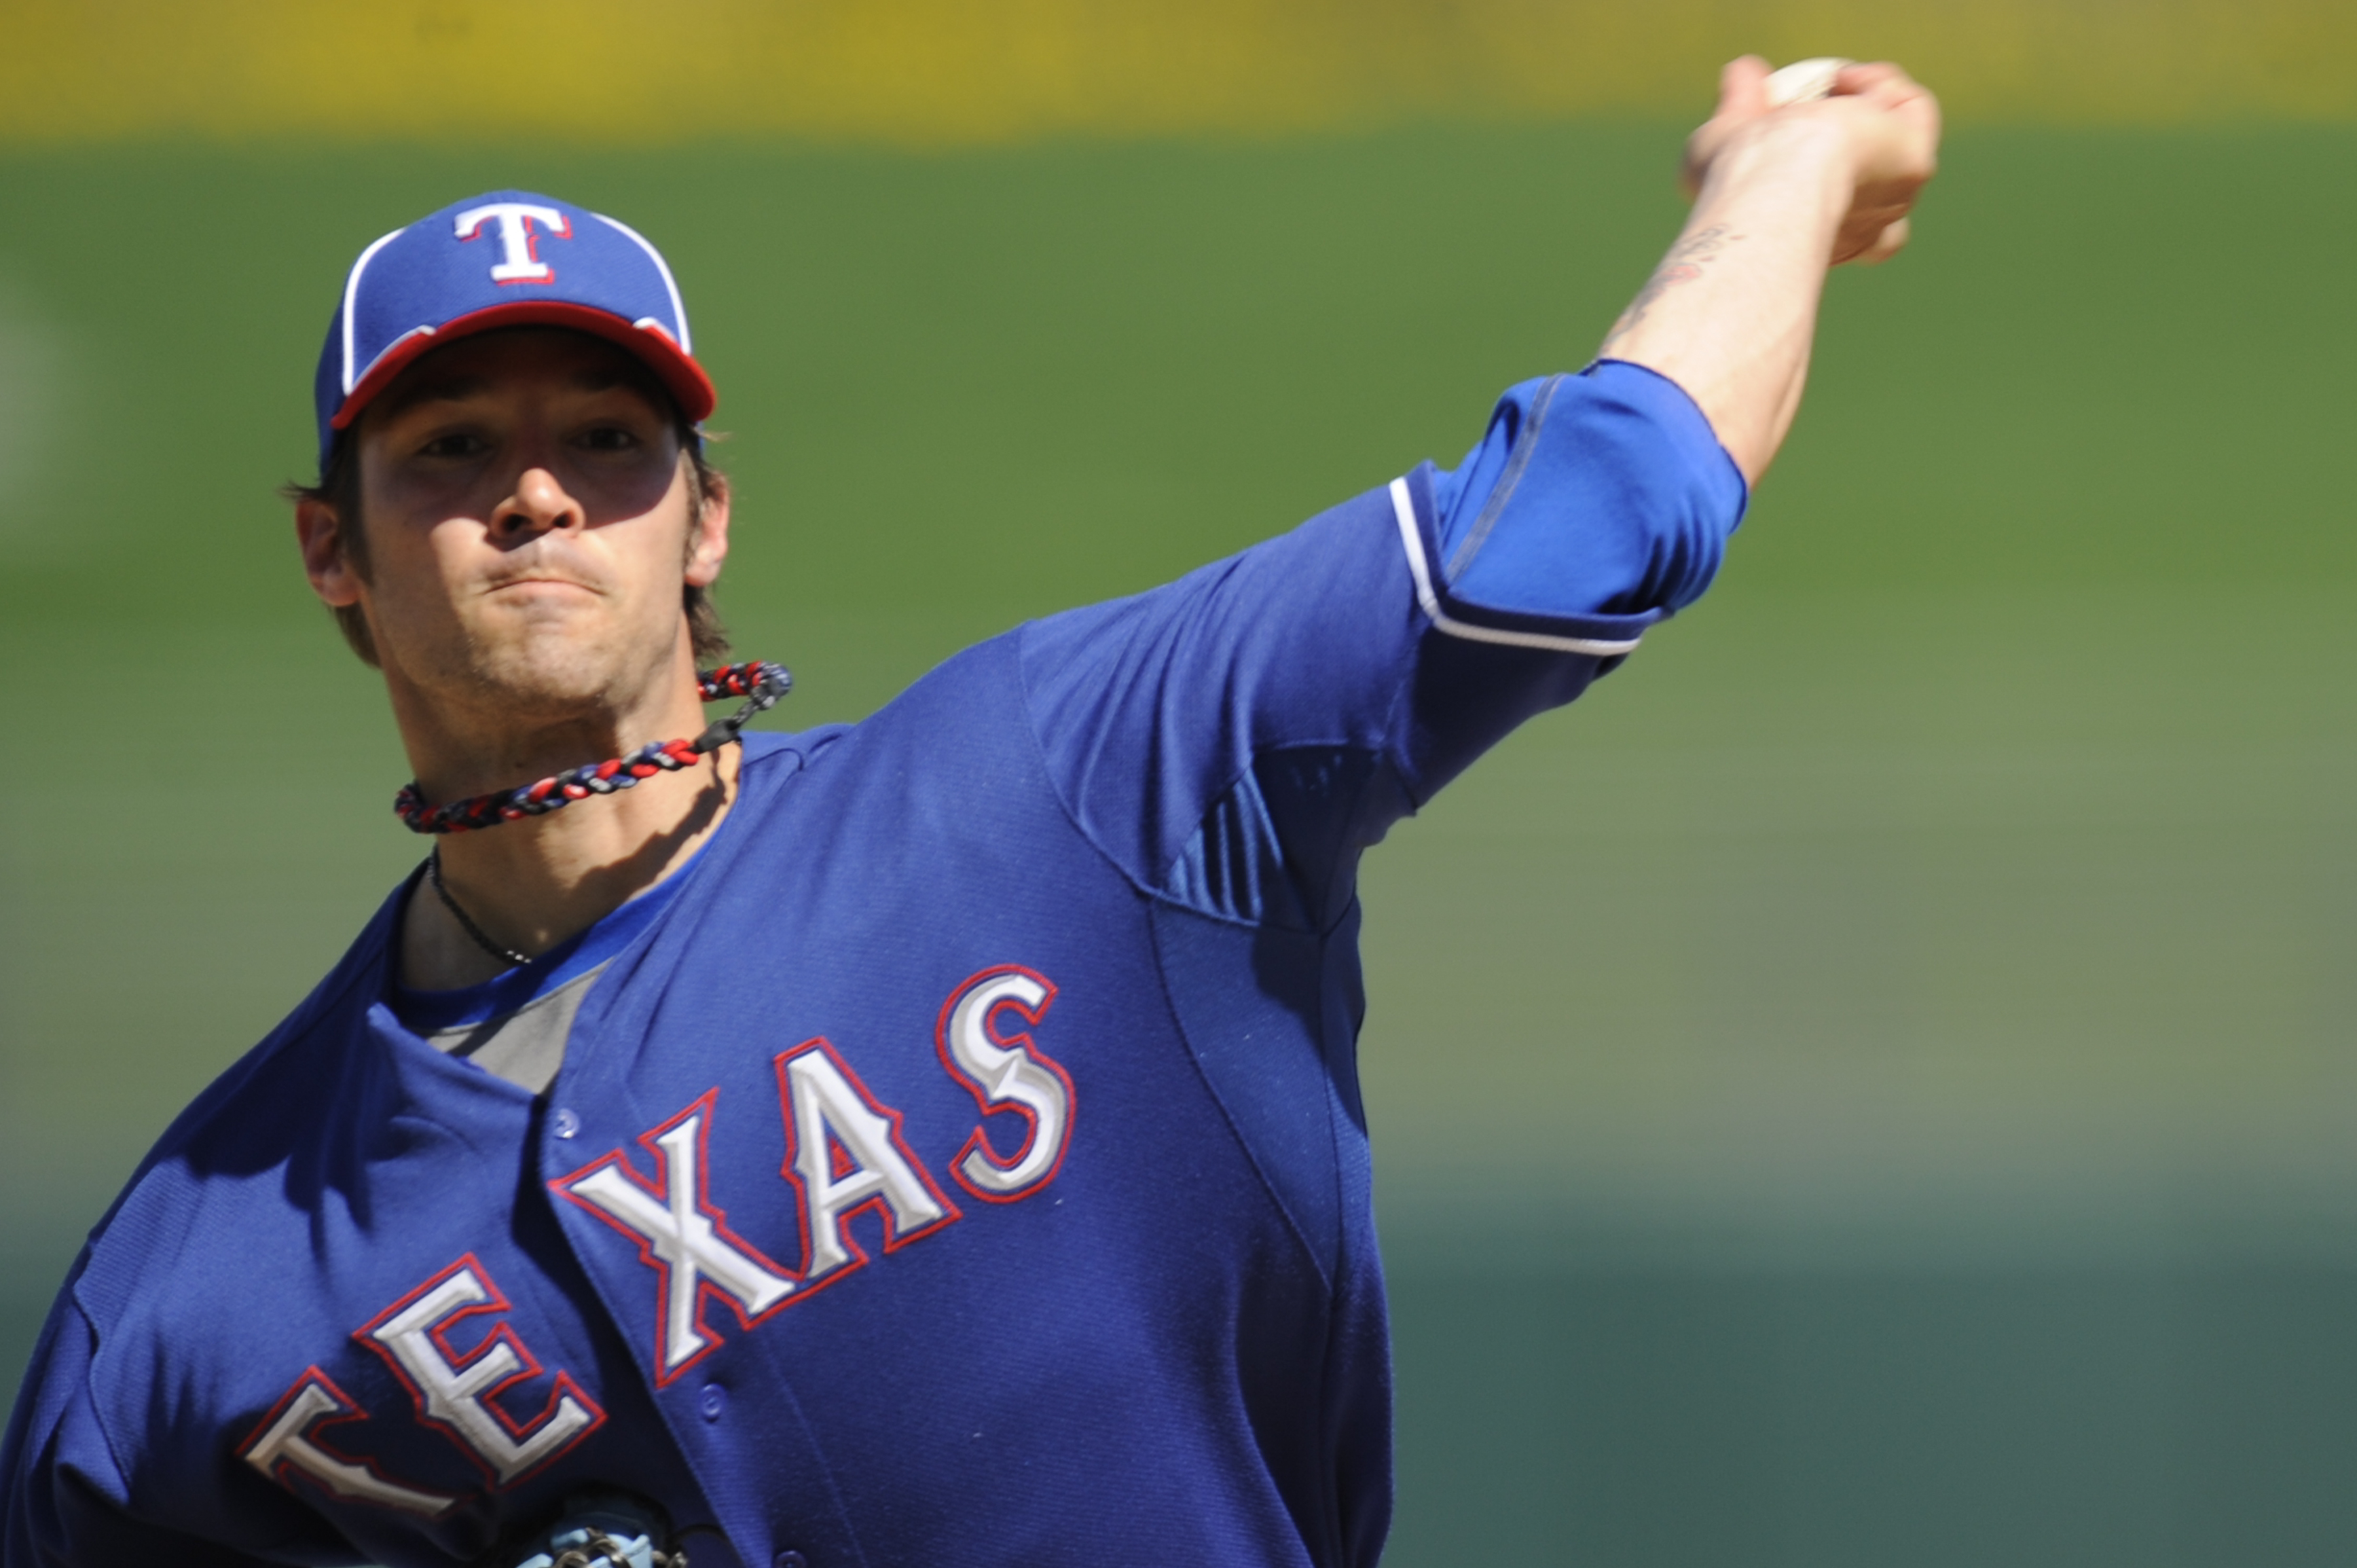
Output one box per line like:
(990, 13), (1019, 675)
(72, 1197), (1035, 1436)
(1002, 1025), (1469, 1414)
(295, 495), (364, 608)
(684, 464), (731, 589)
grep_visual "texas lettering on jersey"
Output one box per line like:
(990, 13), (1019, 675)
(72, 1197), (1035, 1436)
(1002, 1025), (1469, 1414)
(238, 966), (1073, 1513)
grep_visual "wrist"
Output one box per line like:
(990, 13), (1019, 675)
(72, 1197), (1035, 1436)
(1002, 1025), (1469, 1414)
(1698, 113), (1855, 207)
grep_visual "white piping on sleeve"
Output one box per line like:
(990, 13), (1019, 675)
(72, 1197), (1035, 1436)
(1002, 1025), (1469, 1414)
(1389, 477), (1643, 657)
(592, 213), (691, 352)
(340, 227), (409, 395)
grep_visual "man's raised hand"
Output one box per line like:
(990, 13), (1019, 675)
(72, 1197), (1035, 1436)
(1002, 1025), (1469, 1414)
(1684, 56), (1941, 266)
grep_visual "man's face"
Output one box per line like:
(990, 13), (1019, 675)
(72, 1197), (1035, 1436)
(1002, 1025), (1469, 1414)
(304, 327), (728, 718)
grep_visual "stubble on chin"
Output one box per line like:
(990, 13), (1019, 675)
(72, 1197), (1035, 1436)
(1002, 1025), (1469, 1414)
(382, 581), (659, 727)
(458, 600), (659, 720)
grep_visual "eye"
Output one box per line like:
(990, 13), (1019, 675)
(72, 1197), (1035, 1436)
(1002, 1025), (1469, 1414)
(581, 424), (642, 453)
(417, 431), (489, 460)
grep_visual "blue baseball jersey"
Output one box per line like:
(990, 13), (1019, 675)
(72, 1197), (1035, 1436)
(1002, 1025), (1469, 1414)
(3, 361), (1744, 1568)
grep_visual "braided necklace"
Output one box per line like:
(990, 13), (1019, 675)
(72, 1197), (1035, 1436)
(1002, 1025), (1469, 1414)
(395, 661), (791, 835)
(402, 661), (791, 967)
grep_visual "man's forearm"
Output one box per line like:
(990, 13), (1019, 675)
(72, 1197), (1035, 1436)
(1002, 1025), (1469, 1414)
(1601, 115), (1854, 485)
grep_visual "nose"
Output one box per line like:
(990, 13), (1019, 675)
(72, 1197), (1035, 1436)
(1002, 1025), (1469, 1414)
(489, 466), (585, 543)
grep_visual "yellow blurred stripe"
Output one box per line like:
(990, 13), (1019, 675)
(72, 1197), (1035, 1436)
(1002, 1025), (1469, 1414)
(4, 0), (2354, 143)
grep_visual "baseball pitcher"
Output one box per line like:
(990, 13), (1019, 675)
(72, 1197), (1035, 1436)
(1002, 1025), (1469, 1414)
(1, 58), (1938, 1568)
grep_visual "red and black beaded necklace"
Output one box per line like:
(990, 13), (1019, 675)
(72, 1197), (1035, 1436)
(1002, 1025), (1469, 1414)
(395, 661), (792, 835)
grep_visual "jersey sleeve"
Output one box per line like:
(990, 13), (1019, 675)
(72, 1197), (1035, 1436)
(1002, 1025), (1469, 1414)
(1424, 358), (1742, 621)
(1017, 357), (1746, 930)
(1, 1266), (274, 1568)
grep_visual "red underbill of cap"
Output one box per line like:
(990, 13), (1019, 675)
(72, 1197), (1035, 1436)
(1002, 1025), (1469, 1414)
(329, 301), (718, 434)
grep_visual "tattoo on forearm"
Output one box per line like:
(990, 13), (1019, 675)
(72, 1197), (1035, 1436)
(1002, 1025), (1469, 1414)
(1601, 225), (1742, 348)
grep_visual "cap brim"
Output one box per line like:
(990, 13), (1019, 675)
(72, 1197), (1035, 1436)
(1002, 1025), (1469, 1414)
(329, 301), (717, 435)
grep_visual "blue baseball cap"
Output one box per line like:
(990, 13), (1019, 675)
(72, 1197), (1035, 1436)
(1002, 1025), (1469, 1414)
(312, 190), (716, 469)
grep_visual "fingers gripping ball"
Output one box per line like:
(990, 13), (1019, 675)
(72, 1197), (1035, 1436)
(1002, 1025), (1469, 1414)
(1764, 57), (1853, 107)
(1753, 56), (1933, 266)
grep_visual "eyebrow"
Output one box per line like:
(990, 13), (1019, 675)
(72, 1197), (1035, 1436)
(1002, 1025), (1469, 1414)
(378, 366), (657, 424)
(377, 373), (490, 420)
(568, 367), (672, 407)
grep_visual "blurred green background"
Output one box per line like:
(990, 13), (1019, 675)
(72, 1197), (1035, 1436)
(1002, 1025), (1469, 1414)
(7, 50), (2357, 1568)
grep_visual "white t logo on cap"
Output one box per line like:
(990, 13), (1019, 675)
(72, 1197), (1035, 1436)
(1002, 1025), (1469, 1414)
(453, 202), (570, 283)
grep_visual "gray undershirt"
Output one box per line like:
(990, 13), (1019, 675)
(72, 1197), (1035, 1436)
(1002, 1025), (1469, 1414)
(420, 962), (608, 1096)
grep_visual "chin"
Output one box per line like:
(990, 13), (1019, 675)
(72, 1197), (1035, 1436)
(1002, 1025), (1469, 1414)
(460, 615), (652, 713)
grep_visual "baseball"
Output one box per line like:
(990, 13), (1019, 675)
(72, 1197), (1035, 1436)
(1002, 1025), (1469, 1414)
(1765, 56), (1853, 108)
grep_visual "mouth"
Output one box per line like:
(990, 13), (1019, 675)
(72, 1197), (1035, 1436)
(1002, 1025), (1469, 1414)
(481, 574), (604, 599)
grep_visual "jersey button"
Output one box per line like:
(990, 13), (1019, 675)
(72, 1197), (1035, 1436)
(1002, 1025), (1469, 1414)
(550, 1106), (581, 1139)
(699, 1382), (727, 1421)
(774, 1554), (807, 1568)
